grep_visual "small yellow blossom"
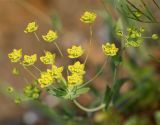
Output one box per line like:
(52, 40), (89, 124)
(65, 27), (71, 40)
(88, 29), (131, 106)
(42, 30), (58, 42)
(38, 71), (54, 88)
(24, 22), (38, 33)
(102, 43), (119, 56)
(80, 11), (97, 24)
(47, 65), (63, 79)
(21, 54), (37, 66)
(68, 73), (83, 86)
(6, 86), (14, 93)
(12, 67), (19, 75)
(152, 34), (159, 40)
(8, 49), (22, 63)
(68, 61), (85, 75)
(23, 84), (40, 99)
(67, 45), (84, 58)
(40, 51), (55, 64)
(14, 97), (21, 104)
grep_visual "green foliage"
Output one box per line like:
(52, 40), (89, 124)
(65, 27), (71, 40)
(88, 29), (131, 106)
(124, 116), (149, 125)
(155, 111), (160, 125)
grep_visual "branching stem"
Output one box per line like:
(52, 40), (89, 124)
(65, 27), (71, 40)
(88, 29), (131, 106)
(73, 100), (105, 112)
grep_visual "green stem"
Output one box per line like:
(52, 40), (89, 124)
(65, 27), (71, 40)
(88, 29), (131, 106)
(23, 66), (37, 79)
(84, 25), (93, 65)
(113, 67), (117, 86)
(34, 32), (40, 41)
(54, 42), (64, 57)
(33, 64), (41, 73)
(79, 59), (108, 88)
(152, 0), (160, 10)
(73, 100), (105, 112)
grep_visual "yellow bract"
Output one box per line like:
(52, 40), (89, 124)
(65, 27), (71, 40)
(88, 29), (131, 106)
(38, 71), (54, 88)
(67, 45), (84, 58)
(8, 49), (22, 63)
(47, 65), (63, 79)
(80, 11), (97, 24)
(24, 22), (38, 33)
(21, 54), (37, 66)
(102, 43), (119, 56)
(67, 73), (83, 86)
(68, 61), (85, 75)
(40, 51), (55, 64)
(42, 30), (58, 42)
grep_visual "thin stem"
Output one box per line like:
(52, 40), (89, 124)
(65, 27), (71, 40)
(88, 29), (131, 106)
(113, 67), (117, 86)
(152, 0), (160, 10)
(142, 36), (152, 39)
(84, 25), (93, 65)
(127, 0), (156, 22)
(140, 0), (157, 22)
(33, 64), (41, 73)
(79, 59), (108, 88)
(34, 32), (40, 41)
(54, 42), (64, 57)
(23, 66), (37, 79)
(100, 0), (117, 20)
(73, 100), (105, 112)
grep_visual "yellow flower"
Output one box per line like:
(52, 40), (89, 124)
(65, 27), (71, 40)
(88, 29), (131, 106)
(67, 45), (84, 58)
(80, 11), (97, 24)
(47, 65), (63, 79)
(21, 54), (37, 66)
(6, 86), (14, 93)
(68, 73), (83, 86)
(68, 61), (85, 75)
(12, 67), (19, 75)
(102, 43), (118, 56)
(24, 22), (38, 33)
(8, 49), (22, 63)
(42, 30), (58, 42)
(40, 51), (55, 64)
(38, 71), (54, 88)
(23, 84), (40, 99)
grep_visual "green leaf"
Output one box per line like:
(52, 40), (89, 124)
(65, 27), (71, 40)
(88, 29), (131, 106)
(103, 86), (113, 110)
(46, 87), (67, 97)
(111, 54), (122, 67)
(112, 78), (129, 104)
(76, 87), (90, 95)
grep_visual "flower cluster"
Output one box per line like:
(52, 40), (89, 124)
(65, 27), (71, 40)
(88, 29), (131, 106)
(67, 61), (85, 86)
(8, 49), (22, 62)
(23, 84), (41, 99)
(42, 30), (58, 42)
(38, 64), (63, 88)
(68, 61), (85, 75)
(117, 27), (145, 48)
(8, 49), (37, 67)
(21, 54), (37, 66)
(40, 51), (55, 64)
(38, 71), (54, 88)
(68, 74), (83, 86)
(102, 43), (119, 56)
(80, 11), (97, 24)
(47, 65), (63, 79)
(8, 10), (121, 103)
(125, 27), (145, 47)
(24, 22), (38, 33)
(67, 45), (84, 58)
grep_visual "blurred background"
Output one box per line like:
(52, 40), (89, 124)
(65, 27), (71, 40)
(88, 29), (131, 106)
(0, 0), (160, 125)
